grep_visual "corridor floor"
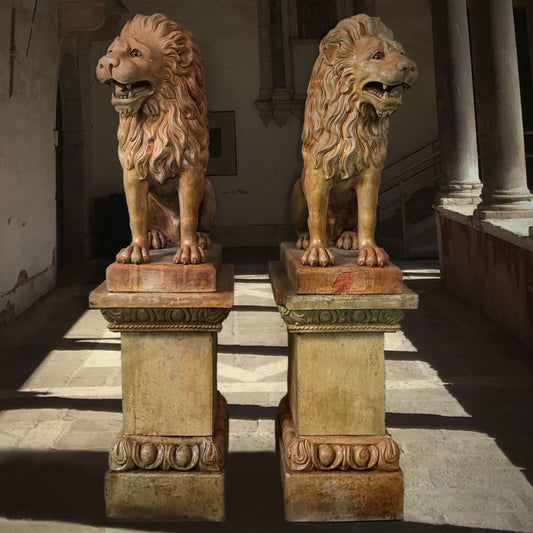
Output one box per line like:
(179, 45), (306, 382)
(0, 248), (532, 533)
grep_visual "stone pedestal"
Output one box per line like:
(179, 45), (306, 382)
(89, 257), (233, 522)
(269, 256), (418, 522)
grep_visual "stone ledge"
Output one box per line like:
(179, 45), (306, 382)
(436, 205), (533, 252)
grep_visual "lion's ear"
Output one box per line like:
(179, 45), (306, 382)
(321, 41), (344, 63)
(177, 48), (194, 68)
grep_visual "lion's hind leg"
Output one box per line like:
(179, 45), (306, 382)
(296, 232), (310, 250)
(148, 229), (167, 250)
(196, 179), (215, 250)
(335, 231), (359, 250)
(291, 178), (312, 250)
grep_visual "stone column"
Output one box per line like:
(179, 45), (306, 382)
(469, 0), (533, 219)
(431, 0), (481, 205)
(269, 250), (418, 522)
(89, 260), (233, 522)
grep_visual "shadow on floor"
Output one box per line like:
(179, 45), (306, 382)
(0, 449), (516, 533)
(398, 278), (533, 484)
(0, 260), (108, 397)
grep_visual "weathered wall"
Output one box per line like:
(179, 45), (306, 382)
(90, 0), (437, 247)
(0, 1), (60, 323)
(437, 213), (533, 348)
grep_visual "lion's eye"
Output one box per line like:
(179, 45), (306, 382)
(130, 49), (142, 58)
(372, 51), (384, 60)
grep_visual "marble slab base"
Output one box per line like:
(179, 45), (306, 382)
(106, 244), (222, 293)
(280, 242), (403, 295)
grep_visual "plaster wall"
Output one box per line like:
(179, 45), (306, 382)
(0, 1), (60, 323)
(375, 0), (438, 163)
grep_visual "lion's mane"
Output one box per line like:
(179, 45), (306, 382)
(302, 15), (393, 180)
(117, 14), (208, 183)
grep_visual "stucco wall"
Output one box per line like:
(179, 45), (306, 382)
(0, 1), (60, 323)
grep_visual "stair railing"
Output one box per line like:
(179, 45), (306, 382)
(378, 138), (441, 253)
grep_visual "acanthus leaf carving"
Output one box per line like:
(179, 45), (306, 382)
(278, 396), (400, 472)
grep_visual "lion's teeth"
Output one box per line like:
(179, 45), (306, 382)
(382, 83), (387, 91)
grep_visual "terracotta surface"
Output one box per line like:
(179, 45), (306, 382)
(105, 470), (225, 521)
(269, 261), (417, 310)
(96, 14), (215, 265)
(290, 15), (417, 268)
(281, 242), (403, 295)
(90, 263), (234, 309)
(278, 426), (403, 522)
(106, 244), (222, 293)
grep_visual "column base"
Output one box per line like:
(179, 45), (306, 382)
(105, 392), (228, 521)
(277, 430), (403, 522)
(105, 470), (225, 521)
(276, 398), (403, 522)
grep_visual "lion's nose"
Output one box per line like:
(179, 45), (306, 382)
(399, 57), (416, 73)
(98, 55), (120, 72)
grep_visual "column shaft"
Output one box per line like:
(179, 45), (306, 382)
(469, 0), (533, 216)
(431, 0), (481, 205)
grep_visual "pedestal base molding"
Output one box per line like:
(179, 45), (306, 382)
(276, 398), (403, 522)
(110, 393), (228, 473)
(277, 396), (399, 472)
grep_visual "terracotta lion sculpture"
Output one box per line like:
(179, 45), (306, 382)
(291, 14), (417, 267)
(96, 13), (214, 264)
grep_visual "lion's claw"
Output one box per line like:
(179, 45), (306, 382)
(357, 245), (389, 267)
(301, 245), (335, 267)
(174, 243), (206, 265)
(117, 244), (150, 264)
(336, 231), (359, 250)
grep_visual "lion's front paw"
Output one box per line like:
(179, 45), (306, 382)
(296, 233), (310, 250)
(301, 245), (335, 267)
(357, 245), (389, 267)
(148, 230), (167, 250)
(336, 231), (359, 250)
(174, 243), (206, 265)
(197, 232), (211, 250)
(116, 244), (150, 264)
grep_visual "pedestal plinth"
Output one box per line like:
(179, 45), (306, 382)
(89, 255), (233, 522)
(269, 256), (418, 522)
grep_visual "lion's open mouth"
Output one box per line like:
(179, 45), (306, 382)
(108, 80), (154, 101)
(363, 82), (407, 101)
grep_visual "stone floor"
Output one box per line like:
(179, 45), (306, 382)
(0, 248), (532, 533)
